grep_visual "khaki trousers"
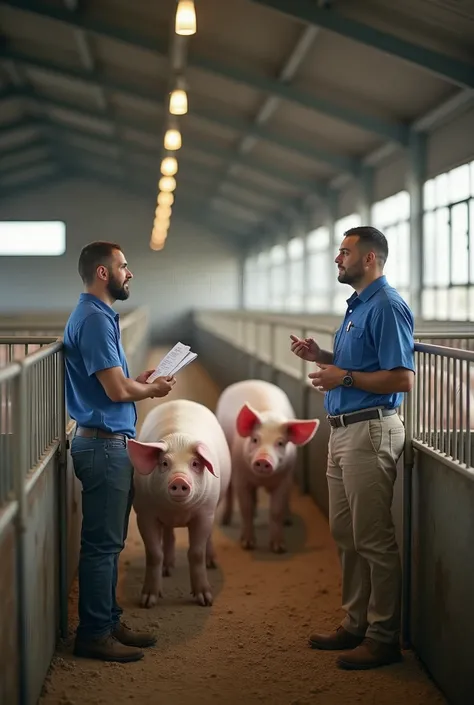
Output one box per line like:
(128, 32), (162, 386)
(327, 412), (405, 645)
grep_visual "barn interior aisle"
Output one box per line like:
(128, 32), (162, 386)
(39, 350), (445, 705)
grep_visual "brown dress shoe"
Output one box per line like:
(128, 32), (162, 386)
(309, 625), (364, 650)
(73, 634), (144, 663)
(337, 637), (403, 670)
(112, 621), (157, 648)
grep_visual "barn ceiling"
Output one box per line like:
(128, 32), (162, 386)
(0, 0), (473, 245)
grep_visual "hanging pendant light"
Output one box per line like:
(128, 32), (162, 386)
(175, 0), (196, 36)
(164, 128), (182, 151)
(169, 88), (188, 115)
(161, 156), (178, 176)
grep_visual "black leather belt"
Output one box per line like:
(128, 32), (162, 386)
(75, 426), (127, 441)
(327, 408), (397, 429)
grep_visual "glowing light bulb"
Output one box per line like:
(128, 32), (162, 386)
(175, 0), (196, 36)
(161, 156), (178, 176)
(169, 88), (188, 115)
(159, 176), (176, 192)
(164, 128), (181, 151)
(158, 191), (174, 207)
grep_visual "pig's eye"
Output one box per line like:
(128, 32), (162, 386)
(276, 440), (285, 447)
(191, 459), (203, 472)
(251, 437), (258, 444)
(159, 459), (169, 471)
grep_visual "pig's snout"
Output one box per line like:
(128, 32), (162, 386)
(252, 455), (274, 474)
(168, 476), (192, 501)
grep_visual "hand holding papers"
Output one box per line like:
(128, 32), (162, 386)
(146, 342), (198, 383)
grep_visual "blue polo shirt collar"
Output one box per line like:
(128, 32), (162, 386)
(79, 293), (119, 322)
(346, 275), (387, 306)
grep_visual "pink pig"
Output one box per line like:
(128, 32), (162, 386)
(215, 379), (319, 553)
(127, 399), (231, 607)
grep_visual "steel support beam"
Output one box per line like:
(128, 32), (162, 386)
(0, 68), (360, 178)
(0, 111), (284, 207)
(251, 0), (474, 89)
(218, 25), (320, 184)
(357, 166), (374, 224)
(0, 80), (329, 195)
(211, 24), (322, 227)
(0, 61), (359, 175)
(0, 0), (410, 142)
(407, 132), (427, 318)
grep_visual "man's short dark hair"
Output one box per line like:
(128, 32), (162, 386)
(78, 241), (122, 285)
(344, 226), (388, 264)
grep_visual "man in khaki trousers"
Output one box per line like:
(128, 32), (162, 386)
(291, 226), (415, 670)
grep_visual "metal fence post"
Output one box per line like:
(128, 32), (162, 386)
(13, 366), (28, 705)
(57, 349), (68, 640)
(401, 386), (414, 649)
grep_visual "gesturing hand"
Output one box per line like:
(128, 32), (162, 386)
(290, 334), (320, 363)
(308, 364), (345, 391)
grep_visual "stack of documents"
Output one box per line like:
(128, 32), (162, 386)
(146, 342), (198, 383)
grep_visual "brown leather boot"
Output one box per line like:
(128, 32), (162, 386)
(112, 621), (157, 648)
(73, 634), (144, 663)
(309, 625), (365, 650)
(337, 637), (403, 670)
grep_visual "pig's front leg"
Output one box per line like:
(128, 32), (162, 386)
(269, 479), (291, 554)
(187, 514), (214, 606)
(206, 534), (217, 569)
(136, 512), (164, 607)
(162, 526), (176, 577)
(236, 481), (257, 550)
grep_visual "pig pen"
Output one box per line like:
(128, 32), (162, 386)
(38, 349), (445, 705)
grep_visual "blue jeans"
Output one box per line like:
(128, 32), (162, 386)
(70, 434), (134, 640)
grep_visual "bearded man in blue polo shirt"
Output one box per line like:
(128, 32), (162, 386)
(291, 226), (415, 671)
(64, 241), (176, 663)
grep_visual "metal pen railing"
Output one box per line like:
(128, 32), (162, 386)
(413, 343), (473, 472)
(0, 305), (150, 705)
(0, 336), (59, 368)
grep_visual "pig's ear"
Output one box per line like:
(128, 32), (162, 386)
(236, 403), (261, 437)
(128, 439), (167, 475)
(195, 442), (218, 478)
(285, 419), (320, 446)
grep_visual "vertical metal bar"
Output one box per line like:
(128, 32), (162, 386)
(453, 356), (458, 462)
(58, 349), (69, 638)
(433, 354), (438, 452)
(415, 350), (421, 439)
(0, 377), (4, 505)
(401, 383), (414, 649)
(427, 353), (432, 448)
(459, 359), (464, 466)
(467, 361), (472, 469)
(422, 352), (427, 443)
(447, 357), (452, 459)
(13, 366), (28, 705)
(440, 356), (445, 455)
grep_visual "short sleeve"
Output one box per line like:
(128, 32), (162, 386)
(371, 303), (415, 372)
(77, 313), (122, 376)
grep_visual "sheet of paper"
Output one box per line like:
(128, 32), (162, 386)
(146, 342), (190, 383)
(168, 351), (198, 375)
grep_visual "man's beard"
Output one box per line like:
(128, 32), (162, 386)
(337, 262), (364, 287)
(107, 274), (130, 301)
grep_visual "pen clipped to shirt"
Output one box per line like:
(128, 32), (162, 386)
(346, 321), (353, 332)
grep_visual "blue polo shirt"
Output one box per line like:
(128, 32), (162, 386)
(63, 293), (137, 438)
(325, 276), (415, 416)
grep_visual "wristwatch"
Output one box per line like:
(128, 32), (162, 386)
(342, 370), (354, 387)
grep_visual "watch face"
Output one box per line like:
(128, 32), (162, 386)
(343, 374), (353, 387)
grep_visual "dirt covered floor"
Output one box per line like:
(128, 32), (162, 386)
(39, 350), (446, 705)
